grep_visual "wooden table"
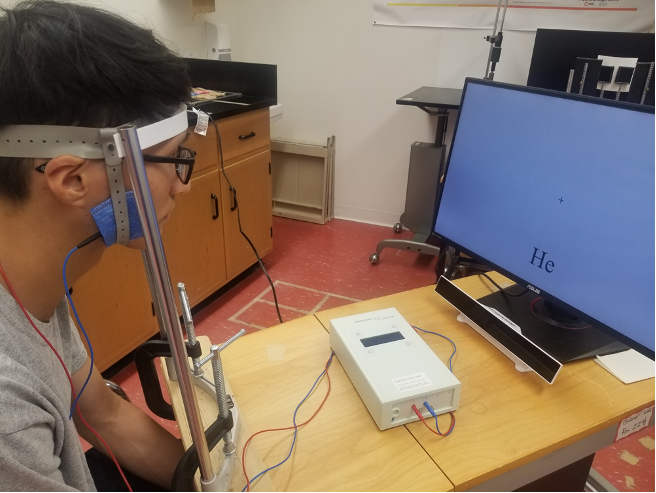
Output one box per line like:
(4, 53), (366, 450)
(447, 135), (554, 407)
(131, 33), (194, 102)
(166, 315), (451, 491)
(166, 274), (654, 491)
(315, 274), (655, 491)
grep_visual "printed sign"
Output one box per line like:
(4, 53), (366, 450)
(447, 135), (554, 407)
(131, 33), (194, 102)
(616, 406), (654, 442)
(373, 0), (654, 32)
(393, 372), (432, 392)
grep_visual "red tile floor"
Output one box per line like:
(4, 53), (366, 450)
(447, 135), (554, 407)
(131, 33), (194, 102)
(106, 216), (653, 491)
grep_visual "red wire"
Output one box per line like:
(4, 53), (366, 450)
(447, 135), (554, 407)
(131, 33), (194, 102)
(242, 356), (333, 492)
(412, 404), (456, 437)
(0, 262), (133, 492)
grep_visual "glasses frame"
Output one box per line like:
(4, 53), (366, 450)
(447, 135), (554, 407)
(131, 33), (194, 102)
(34, 145), (197, 185)
(142, 145), (196, 185)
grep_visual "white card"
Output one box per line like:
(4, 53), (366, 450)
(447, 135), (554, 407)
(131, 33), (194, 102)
(595, 349), (655, 384)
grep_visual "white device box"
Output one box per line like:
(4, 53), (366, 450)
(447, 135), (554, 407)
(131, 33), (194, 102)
(205, 22), (231, 61)
(329, 307), (460, 430)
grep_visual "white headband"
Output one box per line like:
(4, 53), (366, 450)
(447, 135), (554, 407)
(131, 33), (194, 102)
(0, 103), (190, 247)
(0, 104), (189, 159)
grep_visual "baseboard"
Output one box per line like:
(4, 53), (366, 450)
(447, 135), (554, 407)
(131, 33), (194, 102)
(334, 204), (402, 227)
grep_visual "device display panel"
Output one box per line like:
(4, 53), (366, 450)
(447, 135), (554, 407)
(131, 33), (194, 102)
(434, 79), (655, 359)
(360, 332), (405, 348)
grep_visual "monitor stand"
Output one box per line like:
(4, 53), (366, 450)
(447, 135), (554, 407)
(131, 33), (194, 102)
(477, 289), (628, 363)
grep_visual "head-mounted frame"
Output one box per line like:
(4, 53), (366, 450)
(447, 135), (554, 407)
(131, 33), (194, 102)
(0, 104), (189, 245)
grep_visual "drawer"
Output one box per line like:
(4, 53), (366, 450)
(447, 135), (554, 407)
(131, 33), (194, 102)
(184, 129), (219, 175)
(216, 108), (270, 163)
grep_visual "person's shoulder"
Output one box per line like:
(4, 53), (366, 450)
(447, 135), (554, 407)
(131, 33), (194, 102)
(0, 354), (57, 435)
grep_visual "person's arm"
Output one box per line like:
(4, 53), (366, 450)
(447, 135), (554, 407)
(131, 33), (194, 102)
(72, 357), (184, 489)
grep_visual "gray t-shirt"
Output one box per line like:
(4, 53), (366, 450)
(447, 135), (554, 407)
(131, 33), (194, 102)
(0, 285), (96, 491)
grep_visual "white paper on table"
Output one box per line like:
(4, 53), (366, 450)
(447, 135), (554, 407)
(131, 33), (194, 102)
(597, 55), (639, 93)
(595, 349), (655, 384)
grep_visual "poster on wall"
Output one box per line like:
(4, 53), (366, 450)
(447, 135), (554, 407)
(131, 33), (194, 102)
(373, 0), (655, 32)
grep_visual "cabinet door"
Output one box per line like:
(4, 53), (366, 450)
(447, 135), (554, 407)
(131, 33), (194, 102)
(221, 149), (273, 280)
(162, 169), (227, 308)
(70, 247), (158, 372)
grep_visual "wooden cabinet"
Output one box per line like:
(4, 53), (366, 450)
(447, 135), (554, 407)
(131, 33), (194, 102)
(70, 248), (158, 371)
(221, 150), (273, 280)
(72, 108), (272, 371)
(161, 169), (227, 309)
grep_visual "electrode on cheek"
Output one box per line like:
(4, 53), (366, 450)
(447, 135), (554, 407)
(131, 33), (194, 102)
(90, 191), (144, 246)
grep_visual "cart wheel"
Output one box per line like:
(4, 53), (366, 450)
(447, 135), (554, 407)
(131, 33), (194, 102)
(369, 253), (379, 264)
(393, 223), (403, 234)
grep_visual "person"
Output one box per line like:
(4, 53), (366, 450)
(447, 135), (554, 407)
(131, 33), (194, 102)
(0, 1), (195, 490)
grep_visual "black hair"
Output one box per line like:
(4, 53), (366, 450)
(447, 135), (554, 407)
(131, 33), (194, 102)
(0, 0), (191, 203)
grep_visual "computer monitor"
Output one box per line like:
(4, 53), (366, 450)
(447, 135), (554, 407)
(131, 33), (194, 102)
(433, 78), (655, 361)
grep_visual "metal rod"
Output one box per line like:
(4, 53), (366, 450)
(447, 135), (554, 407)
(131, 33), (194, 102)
(498, 0), (509, 33)
(119, 126), (215, 483)
(210, 347), (236, 455)
(434, 108), (448, 147)
(178, 283), (203, 377)
(194, 329), (246, 372)
(491, 0), (502, 37)
(142, 251), (167, 339)
(217, 329), (246, 352)
(484, 0), (503, 79)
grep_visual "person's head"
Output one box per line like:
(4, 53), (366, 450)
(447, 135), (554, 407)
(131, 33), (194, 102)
(0, 0), (192, 248)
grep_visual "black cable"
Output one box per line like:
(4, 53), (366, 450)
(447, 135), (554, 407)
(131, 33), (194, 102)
(194, 104), (284, 324)
(434, 247), (447, 284)
(76, 231), (102, 249)
(472, 271), (528, 297)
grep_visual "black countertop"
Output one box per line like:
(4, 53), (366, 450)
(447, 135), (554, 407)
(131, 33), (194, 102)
(396, 86), (463, 110)
(186, 95), (276, 126)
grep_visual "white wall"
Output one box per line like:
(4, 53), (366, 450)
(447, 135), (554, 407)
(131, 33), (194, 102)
(0, 0), (209, 55)
(1, 1), (640, 226)
(207, 1), (539, 226)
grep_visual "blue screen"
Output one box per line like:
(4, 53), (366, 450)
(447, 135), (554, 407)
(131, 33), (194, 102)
(434, 81), (655, 354)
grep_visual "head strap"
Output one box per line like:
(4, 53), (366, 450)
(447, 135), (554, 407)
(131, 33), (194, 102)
(0, 104), (189, 246)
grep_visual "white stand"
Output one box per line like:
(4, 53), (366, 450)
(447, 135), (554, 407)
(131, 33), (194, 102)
(456, 312), (532, 373)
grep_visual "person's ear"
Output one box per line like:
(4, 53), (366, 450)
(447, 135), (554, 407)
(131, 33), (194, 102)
(43, 155), (106, 208)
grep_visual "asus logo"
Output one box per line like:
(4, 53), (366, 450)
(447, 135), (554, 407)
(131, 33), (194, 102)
(527, 285), (540, 295)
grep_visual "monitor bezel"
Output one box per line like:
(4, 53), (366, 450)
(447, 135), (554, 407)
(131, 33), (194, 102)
(433, 78), (655, 360)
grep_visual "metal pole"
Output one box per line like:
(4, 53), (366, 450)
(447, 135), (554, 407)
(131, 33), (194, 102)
(142, 251), (167, 339)
(119, 126), (215, 483)
(484, 0), (503, 79)
(498, 0), (509, 33)
(179, 283), (203, 377)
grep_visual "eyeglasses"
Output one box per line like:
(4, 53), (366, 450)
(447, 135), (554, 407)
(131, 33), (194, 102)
(34, 145), (196, 185)
(142, 146), (196, 185)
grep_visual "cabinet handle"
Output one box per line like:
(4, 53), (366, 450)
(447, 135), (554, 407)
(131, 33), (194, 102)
(238, 131), (256, 140)
(211, 193), (219, 220)
(230, 187), (237, 211)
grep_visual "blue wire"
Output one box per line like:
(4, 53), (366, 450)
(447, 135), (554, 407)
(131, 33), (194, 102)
(412, 325), (457, 372)
(414, 325), (457, 436)
(423, 401), (454, 436)
(243, 352), (335, 491)
(63, 246), (94, 419)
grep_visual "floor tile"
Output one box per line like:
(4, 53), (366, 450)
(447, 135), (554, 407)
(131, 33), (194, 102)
(260, 282), (328, 312)
(315, 295), (359, 311)
(592, 427), (655, 492)
(230, 300), (305, 330)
